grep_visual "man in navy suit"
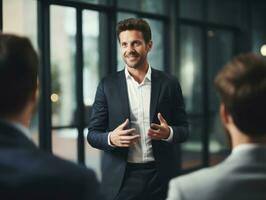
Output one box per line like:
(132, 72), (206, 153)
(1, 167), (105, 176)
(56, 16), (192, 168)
(87, 18), (189, 200)
(0, 33), (99, 200)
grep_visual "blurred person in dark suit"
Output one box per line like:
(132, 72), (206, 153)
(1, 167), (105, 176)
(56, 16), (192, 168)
(0, 33), (99, 200)
(87, 18), (189, 200)
(167, 53), (266, 200)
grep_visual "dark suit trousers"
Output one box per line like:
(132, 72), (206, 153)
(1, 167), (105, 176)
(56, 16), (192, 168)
(114, 162), (166, 200)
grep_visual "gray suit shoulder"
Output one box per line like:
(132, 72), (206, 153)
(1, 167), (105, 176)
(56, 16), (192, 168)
(168, 152), (266, 200)
(167, 162), (229, 200)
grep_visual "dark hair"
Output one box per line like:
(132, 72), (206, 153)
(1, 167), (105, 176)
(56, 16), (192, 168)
(0, 33), (38, 117)
(214, 53), (266, 135)
(116, 18), (152, 43)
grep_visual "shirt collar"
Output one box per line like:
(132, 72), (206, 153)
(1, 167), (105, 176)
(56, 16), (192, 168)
(232, 143), (266, 155)
(125, 65), (152, 82)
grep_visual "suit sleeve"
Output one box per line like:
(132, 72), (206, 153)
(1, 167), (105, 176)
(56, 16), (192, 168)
(171, 78), (189, 144)
(87, 80), (114, 151)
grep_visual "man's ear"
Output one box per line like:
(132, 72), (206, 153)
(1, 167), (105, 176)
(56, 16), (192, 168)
(31, 80), (39, 103)
(220, 103), (233, 150)
(220, 103), (230, 126)
(147, 40), (153, 51)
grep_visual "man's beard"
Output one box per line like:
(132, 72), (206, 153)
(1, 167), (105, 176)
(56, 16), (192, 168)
(123, 52), (146, 69)
(125, 57), (145, 69)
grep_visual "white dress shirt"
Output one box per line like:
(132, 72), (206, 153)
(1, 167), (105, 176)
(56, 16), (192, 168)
(126, 66), (154, 163)
(108, 65), (173, 163)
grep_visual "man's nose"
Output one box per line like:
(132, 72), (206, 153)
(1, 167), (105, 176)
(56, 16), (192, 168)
(127, 44), (135, 51)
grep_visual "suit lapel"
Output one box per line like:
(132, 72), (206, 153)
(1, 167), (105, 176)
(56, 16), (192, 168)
(150, 69), (162, 123)
(116, 71), (130, 157)
(117, 70), (130, 120)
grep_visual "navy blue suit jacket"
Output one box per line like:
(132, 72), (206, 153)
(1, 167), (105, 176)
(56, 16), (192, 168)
(0, 121), (99, 200)
(87, 68), (189, 200)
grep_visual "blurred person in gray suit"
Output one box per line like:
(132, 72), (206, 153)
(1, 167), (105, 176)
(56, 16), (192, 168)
(167, 53), (266, 200)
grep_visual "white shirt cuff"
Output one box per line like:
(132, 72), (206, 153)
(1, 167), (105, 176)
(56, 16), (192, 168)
(162, 126), (173, 142)
(108, 132), (116, 147)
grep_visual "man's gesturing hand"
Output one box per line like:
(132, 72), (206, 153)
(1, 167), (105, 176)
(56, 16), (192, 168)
(110, 119), (140, 147)
(148, 113), (170, 140)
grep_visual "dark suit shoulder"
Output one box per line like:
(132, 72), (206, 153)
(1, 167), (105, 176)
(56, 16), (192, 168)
(0, 147), (99, 199)
(100, 70), (124, 83)
(32, 148), (96, 179)
(0, 123), (99, 199)
(152, 68), (180, 85)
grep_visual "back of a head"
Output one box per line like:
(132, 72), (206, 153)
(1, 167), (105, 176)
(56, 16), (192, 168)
(0, 33), (38, 118)
(214, 53), (266, 136)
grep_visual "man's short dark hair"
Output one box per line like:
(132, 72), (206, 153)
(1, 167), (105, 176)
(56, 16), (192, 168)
(214, 53), (266, 135)
(116, 18), (152, 43)
(0, 33), (38, 117)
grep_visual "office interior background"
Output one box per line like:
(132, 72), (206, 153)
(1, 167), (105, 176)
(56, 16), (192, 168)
(1, 0), (266, 180)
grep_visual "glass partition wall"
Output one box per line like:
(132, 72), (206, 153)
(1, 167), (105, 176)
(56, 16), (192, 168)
(2, 0), (256, 181)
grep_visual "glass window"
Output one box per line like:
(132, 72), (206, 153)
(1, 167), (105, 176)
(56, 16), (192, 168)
(3, 0), (38, 49)
(117, 0), (140, 12)
(84, 130), (102, 180)
(179, 25), (204, 169)
(3, 0), (39, 146)
(207, 29), (234, 112)
(117, 12), (137, 22)
(82, 10), (104, 181)
(50, 6), (77, 127)
(52, 129), (78, 162)
(141, 0), (167, 15)
(181, 117), (203, 169)
(207, 0), (242, 26)
(117, 0), (167, 15)
(251, 2), (266, 55)
(179, 25), (203, 114)
(208, 114), (230, 165)
(144, 19), (164, 71)
(179, 0), (203, 20)
(207, 29), (234, 163)
(63, 0), (110, 6)
(83, 10), (101, 122)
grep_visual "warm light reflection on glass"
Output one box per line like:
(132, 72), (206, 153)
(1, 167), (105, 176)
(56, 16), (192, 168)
(180, 60), (194, 98)
(260, 44), (266, 56)
(208, 30), (215, 37)
(51, 93), (59, 102)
